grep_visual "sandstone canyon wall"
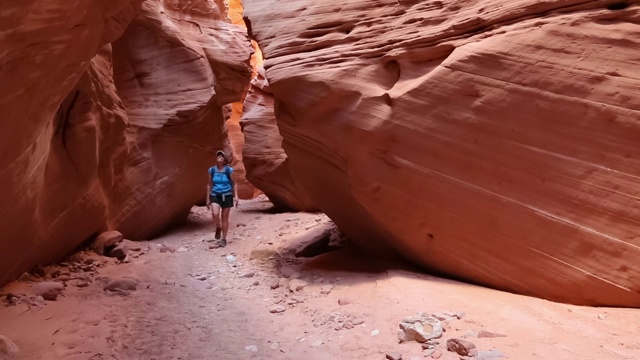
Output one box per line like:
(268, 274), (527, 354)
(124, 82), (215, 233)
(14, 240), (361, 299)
(243, 0), (640, 306)
(0, 0), (252, 286)
(241, 67), (318, 211)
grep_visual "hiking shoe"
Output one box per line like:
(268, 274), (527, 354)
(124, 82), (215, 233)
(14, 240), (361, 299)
(215, 227), (222, 240)
(218, 239), (227, 248)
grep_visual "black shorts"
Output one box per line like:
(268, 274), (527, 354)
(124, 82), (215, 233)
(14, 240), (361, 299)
(210, 193), (234, 208)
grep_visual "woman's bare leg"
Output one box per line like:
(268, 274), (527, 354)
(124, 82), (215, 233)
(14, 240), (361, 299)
(210, 203), (221, 229)
(221, 207), (231, 240)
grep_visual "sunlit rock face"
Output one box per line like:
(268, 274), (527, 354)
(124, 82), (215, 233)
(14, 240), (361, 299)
(243, 0), (640, 306)
(0, 0), (252, 286)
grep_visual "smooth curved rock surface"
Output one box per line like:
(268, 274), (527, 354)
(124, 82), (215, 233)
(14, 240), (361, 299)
(241, 68), (317, 211)
(0, 0), (252, 286)
(244, 0), (640, 306)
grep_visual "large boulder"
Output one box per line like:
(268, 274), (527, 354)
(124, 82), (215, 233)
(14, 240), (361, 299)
(244, 0), (640, 306)
(0, 0), (252, 286)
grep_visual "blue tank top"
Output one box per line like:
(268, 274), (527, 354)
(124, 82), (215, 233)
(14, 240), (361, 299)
(209, 166), (234, 195)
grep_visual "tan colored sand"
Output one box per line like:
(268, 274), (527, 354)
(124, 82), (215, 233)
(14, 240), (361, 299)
(1, 197), (639, 360)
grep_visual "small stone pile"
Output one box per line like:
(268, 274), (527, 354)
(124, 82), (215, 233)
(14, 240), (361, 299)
(388, 311), (506, 360)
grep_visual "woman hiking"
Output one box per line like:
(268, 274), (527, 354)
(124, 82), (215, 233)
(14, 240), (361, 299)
(206, 150), (238, 248)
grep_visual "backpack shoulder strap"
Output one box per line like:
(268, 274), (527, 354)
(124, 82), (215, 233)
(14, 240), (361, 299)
(224, 166), (233, 184)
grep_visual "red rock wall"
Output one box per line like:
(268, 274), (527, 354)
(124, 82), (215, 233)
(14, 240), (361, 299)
(0, 0), (252, 286)
(243, 0), (640, 306)
(241, 68), (317, 211)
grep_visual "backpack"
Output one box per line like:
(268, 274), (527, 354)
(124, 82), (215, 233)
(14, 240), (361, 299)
(212, 165), (233, 187)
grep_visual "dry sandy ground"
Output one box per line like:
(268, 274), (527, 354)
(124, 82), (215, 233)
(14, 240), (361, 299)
(2, 196), (640, 360)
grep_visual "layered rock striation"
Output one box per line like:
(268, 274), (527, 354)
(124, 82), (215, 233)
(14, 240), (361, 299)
(243, 0), (640, 306)
(241, 67), (317, 211)
(0, 0), (252, 286)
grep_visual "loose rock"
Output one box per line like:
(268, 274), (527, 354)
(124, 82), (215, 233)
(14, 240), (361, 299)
(289, 279), (308, 292)
(338, 297), (354, 306)
(397, 313), (442, 343)
(108, 242), (129, 261)
(33, 282), (64, 301)
(269, 305), (286, 313)
(371, 330), (380, 336)
(104, 278), (138, 292)
(244, 345), (258, 352)
(240, 272), (255, 278)
(29, 296), (46, 308)
(446, 338), (477, 356)
(159, 245), (175, 253)
(310, 340), (323, 347)
(91, 231), (123, 255)
(0, 335), (19, 360)
(431, 349), (443, 359)
(320, 285), (333, 294)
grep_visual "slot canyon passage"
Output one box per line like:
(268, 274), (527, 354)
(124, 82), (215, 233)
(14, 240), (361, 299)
(1, 0), (640, 359)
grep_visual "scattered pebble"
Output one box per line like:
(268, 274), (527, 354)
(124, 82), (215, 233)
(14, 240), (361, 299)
(244, 345), (258, 352)
(226, 255), (236, 263)
(371, 330), (380, 336)
(240, 272), (255, 278)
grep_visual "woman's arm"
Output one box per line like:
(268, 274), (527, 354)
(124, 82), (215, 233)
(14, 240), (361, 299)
(206, 178), (212, 206)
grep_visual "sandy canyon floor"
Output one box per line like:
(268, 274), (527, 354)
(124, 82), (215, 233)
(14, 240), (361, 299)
(1, 197), (640, 360)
